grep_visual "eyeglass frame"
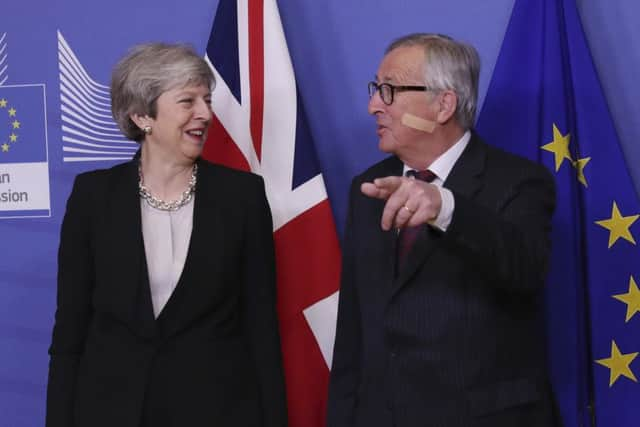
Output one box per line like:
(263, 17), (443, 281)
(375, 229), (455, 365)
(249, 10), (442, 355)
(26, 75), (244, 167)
(367, 81), (435, 105)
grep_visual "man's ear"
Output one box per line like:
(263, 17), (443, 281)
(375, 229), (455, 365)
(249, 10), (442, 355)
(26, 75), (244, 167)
(436, 90), (457, 123)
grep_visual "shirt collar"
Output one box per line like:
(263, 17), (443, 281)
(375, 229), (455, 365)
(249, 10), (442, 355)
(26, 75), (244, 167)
(403, 130), (471, 182)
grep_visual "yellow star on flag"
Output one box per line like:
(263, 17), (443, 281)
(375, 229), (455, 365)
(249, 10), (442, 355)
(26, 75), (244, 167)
(8, 107), (16, 117)
(596, 340), (638, 387)
(573, 157), (591, 187)
(0, 98), (7, 108)
(1, 143), (9, 152)
(595, 201), (639, 248)
(9, 133), (18, 143)
(12, 120), (20, 129)
(542, 123), (572, 171)
(613, 276), (640, 322)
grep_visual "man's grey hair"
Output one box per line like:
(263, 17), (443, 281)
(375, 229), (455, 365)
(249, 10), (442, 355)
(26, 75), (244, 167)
(110, 43), (215, 142)
(386, 33), (480, 130)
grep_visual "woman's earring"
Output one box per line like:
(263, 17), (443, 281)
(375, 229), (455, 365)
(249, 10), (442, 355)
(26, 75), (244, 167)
(143, 125), (152, 135)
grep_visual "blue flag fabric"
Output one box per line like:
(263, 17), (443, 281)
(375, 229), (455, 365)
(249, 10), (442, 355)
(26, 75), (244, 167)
(477, 0), (640, 426)
(0, 85), (47, 163)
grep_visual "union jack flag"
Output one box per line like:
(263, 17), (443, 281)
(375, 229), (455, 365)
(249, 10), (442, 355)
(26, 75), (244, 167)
(202, 1), (341, 426)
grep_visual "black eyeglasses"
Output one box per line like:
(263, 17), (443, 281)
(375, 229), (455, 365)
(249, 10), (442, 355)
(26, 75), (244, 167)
(368, 81), (431, 105)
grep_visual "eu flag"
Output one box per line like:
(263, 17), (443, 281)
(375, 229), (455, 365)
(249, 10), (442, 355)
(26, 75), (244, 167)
(0, 84), (47, 163)
(477, 0), (640, 426)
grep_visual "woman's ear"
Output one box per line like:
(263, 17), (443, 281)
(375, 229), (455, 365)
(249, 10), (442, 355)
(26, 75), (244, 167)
(130, 113), (150, 130)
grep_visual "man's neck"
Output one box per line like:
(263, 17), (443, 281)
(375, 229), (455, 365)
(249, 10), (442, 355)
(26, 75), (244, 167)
(401, 125), (467, 170)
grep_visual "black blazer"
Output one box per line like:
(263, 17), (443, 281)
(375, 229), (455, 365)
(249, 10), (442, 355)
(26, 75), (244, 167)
(327, 133), (560, 427)
(46, 158), (287, 427)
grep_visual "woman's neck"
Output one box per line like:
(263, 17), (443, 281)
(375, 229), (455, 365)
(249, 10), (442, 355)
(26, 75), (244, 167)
(139, 146), (195, 201)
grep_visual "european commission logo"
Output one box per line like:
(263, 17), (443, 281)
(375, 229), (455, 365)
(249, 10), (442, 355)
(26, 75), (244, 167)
(57, 31), (137, 162)
(0, 33), (51, 219)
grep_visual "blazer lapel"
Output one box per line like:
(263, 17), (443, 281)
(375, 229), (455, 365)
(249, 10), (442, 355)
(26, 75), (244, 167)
(100, 160), (157, 339)
(441, 132), (486, 200)
(157, 160), (226, 338)
(391, 134), (487, 294)
(379, 157), (404, 288)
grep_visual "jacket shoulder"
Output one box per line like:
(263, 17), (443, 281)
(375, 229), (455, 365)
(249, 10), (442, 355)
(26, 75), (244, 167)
(69, 160), (135, 197)
(483, 142), (554, 182)
(197, 159), (265, 189)
(467, 131), (553, 183)
(353, 155), (401, 184)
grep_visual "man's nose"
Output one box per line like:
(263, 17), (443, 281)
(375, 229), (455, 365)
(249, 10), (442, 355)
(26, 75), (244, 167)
(368, 91), (385, 115)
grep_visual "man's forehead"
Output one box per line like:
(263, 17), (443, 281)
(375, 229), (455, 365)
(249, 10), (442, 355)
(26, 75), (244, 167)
(376, 62), (424, 83)
(376, 46), (425, 82)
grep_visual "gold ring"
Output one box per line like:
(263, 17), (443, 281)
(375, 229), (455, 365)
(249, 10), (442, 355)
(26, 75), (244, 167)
(403, 205), (414, 214)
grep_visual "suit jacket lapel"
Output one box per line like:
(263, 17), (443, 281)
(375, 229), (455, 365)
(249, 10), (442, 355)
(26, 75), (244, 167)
(378, 157), (403, 289)
(101, 160), (157, 339)
(390, 134), (486, 294)
(442, 132), (486, 200)
(157, 159), (226, 338)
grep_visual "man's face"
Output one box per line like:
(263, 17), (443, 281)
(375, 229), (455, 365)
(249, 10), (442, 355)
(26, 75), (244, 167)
(368, 45), (437, 159)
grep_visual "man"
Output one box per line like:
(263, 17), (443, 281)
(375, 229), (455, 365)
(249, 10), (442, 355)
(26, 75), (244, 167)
(327, 34), (559, 427)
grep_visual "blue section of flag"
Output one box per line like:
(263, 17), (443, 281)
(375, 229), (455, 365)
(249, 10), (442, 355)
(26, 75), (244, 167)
(207, 0), (241, 103)
(477, 0), (640, 426)
(0, 85), (47, 164)
(292, 92), (321, 189)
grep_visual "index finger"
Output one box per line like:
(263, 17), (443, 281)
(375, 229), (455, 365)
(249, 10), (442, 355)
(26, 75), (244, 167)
(361, 175), (404, 200)
(361, 182), (392, 200)
(372, 176), (404, 193)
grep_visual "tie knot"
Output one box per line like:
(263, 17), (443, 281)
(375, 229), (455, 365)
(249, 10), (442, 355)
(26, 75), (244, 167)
(407, 169), (436, 183)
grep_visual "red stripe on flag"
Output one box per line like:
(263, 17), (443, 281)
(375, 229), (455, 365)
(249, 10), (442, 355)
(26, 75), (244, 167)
(248, 0), (264, 161)
(274, 199), (341, 427)
(274, 200), (341, 315)
(279, 311), (330, 427)
(203, 114), (251, 172)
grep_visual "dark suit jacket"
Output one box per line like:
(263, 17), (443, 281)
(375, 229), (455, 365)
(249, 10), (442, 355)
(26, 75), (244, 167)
(46, 158), (287, 427)
(327, 133), (559, 427)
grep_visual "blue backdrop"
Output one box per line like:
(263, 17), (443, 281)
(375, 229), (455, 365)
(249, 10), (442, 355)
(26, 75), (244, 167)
(1, 1), (639, 426)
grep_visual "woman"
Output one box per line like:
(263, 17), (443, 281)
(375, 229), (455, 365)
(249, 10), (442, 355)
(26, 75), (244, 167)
(46, 43), (287, 427)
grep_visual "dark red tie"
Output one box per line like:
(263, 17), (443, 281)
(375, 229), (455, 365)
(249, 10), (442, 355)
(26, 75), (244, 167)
(396, 169), (437, 273)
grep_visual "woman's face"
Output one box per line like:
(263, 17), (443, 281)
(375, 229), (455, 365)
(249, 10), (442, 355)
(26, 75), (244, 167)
(144, 83), (212, 164)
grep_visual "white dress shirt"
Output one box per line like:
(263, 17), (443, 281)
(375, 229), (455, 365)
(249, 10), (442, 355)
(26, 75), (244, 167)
(140, 197), (194, 318)
(402, 130), (471, 231)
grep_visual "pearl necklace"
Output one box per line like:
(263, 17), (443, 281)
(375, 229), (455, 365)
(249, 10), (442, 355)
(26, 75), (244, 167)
(138, 163), (198, 211)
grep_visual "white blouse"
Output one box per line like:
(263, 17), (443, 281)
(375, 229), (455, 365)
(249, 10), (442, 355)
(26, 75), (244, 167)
(140, 197), (194, 318)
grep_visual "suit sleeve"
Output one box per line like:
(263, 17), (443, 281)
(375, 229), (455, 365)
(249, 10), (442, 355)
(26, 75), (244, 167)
(326, 178), (362, 427)
(46, 174), (95, 427)
(241, 175), (288, 427)
(444, 163), (556, 294)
